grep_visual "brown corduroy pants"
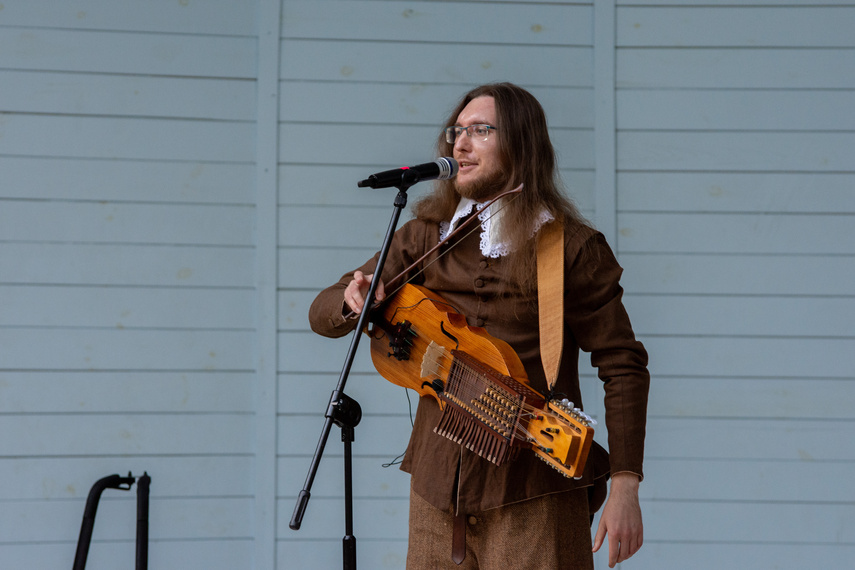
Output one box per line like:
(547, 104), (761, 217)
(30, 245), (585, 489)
(406, 487), (594, 569)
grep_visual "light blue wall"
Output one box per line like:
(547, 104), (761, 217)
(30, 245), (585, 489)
(614, 2), (855, 567)
(0, 1), (259, 567)
(1, 1), (853, 569)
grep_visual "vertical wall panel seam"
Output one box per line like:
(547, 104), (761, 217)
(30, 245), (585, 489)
(254, 0), (282, 568)
(594, 0), (618, 249)
(591, 4), (617, 568)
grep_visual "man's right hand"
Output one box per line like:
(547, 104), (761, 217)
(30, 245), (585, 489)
(343, 271), (385, 314)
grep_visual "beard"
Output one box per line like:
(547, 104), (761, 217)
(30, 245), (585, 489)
(453, 167), (507, 202)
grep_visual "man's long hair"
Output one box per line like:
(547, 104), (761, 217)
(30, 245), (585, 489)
(413, 82), (589, 293)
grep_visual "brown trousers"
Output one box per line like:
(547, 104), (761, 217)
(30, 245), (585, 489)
(406, 487), (594, 570)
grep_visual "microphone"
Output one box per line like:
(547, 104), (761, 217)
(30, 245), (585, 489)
(357, 157), (458, 189)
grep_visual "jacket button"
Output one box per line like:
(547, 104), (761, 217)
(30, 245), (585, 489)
(468, 516), (478, 525)
(475, 318), (485, 327)
(474, 278), (485, 288)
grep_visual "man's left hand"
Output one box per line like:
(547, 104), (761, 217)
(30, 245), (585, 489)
(592, 472), (643, 568)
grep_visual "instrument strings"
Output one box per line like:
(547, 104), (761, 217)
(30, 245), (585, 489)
(419, 341), (547, 443)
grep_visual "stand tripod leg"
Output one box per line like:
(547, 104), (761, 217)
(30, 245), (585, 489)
(343, 425), (356, 570)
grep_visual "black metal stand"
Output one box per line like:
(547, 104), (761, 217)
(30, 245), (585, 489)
(290, 171), (420, 570)
(136, 473), (151, 570)
(73, 471), (150, 570)
(336, 394), (362, 568)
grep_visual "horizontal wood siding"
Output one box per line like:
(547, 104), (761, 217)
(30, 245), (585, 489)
(3, 1), (851, 568)
(615, 2), (855, 568)
(0, 0), (257, 567)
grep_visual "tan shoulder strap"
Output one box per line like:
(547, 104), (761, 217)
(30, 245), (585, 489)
(536, 220), (565, 392)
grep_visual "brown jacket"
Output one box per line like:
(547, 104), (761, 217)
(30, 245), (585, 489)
(308, 216), (649, 514)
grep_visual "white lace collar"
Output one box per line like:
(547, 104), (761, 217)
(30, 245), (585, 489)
(438, 197), (554, 258)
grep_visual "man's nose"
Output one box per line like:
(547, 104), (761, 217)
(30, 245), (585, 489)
(453, 131), (472, 152)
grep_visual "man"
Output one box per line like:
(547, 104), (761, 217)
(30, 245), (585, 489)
(309, 83), (649, 568)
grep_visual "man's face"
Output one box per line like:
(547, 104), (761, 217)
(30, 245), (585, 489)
(452, 96), (505, 201)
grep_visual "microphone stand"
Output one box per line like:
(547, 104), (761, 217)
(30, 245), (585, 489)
(290, 170), (421, 570)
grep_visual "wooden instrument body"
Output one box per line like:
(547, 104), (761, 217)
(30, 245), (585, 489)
(367, 283), (594, 479)
(368, 283), (528, 401)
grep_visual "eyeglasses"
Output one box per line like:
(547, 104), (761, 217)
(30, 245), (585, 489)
(445, 124), (497, 144)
